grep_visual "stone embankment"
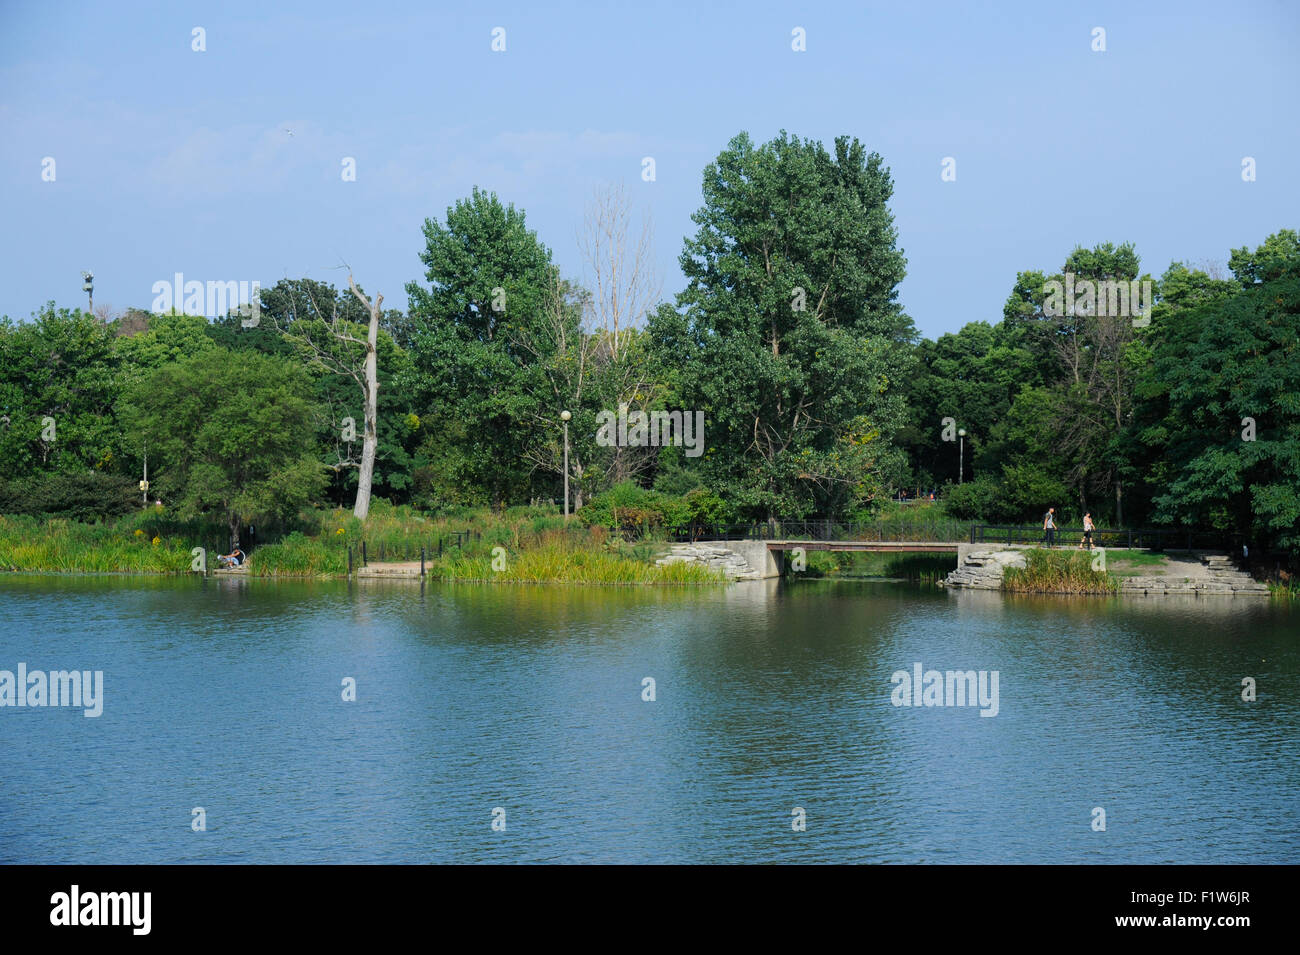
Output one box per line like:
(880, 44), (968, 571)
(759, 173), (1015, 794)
(1117, 553), (1269, 595)
(941, 547), (1270, 595)
(656, 542), (763, 580)
(941, 549), (1026, 590)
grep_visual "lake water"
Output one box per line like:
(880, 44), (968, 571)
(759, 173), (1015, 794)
(0, 574), (1296, 863)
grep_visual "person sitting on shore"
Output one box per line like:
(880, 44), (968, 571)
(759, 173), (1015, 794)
(218, 544), (246, 568)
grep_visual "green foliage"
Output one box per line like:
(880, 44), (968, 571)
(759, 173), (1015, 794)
(897, 320), (1037, 487)
(0, 305), (122, 479)
(939, 476), (1003, 521)
(2, 146), (1297, 569)
(1140, 230), (1300, 553)
(114, 312), (222, 373)
(578, 481), (686, 532)
(428, 542), (722, 585)
(405, 188), (559, 507)
(0, 471), (139, 521)
(651, 130), (914, 520)
(246, 531), (347, 576)
(117, 347), (327, 537)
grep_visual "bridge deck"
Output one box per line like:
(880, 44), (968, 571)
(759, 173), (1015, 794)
(764, 540), (960, 553)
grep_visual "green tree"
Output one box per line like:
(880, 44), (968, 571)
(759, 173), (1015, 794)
(651, 131), (914, 520)
(114, 312), (223, 372)
(994, 243), (1155, 521)
(404, 188), (559, 508)
(1140, 230), (1300, 554)
(899, 320), (1038, 490)
(0, 305), (122, 480)
(118, 348), (326, 543)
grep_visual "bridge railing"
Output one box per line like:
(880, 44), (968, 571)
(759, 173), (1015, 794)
(969, 524), (1243, 552)
(663, 521), (1242, 552)
(666, 519), (969, 543)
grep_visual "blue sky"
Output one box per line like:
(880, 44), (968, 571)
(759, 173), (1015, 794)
(1, 0), (1297, 338)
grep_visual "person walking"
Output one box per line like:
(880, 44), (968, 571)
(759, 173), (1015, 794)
(1079, 512), (1094, 551)
(1042, 507), (1056, 548)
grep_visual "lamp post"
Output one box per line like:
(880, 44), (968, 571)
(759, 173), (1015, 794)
(958, 428), (967, 485)
(82, 271), (94, 316)
(560, 410), (571, 518)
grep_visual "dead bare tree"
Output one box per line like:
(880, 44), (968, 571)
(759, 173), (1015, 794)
(578, 183), (664, 484)
(347, 275), (382, 521)
(578, 182), (660, 361)
(275, 272), (382, 521)
(92, 303), (119, 325)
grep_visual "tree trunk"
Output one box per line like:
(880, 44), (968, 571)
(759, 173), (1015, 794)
(1114, 479), (1123, 527)
(348, 275), (382, 522)
(229, 512), (241, 549)
(570, 454), (584, 511)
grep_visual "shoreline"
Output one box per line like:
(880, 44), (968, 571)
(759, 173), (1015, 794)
(1, 566), (1287, 598)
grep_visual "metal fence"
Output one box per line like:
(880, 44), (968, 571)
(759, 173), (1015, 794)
(663, 519), (970, 543)
(969, 524), (1244, 552)
(346, 530), (484, 570)
(659, 520), (1245, 552)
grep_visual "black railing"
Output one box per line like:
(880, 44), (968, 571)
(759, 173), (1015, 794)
(658, 520), (1244, 552)
(969, 524), (1244, 552)
(343, 530), (486, 575)
(663, 520), (969, 544)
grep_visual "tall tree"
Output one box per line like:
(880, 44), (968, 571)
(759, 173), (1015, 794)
(651, 131), (914, 519)
(405, 188), (558, 508)
(1139, 230), (1300, 553)
(998, 242), (1153, 521)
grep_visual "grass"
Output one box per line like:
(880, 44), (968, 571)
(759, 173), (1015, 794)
(248, 532), (348, 576)
(427, 541), (722, 584)
(0, 504), (724, 585)
(0, 514), (198, 573)
(1098, 548), (1171, 577)
(1003, 548), (1118, 594)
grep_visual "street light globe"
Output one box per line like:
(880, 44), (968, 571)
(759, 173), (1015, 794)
(560, 410), (571, 422)
(958, 428), (966, 437)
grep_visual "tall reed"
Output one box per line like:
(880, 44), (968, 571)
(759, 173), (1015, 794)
(1003, 548), (1117, 594)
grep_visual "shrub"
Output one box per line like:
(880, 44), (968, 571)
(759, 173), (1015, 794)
(939, 476), (1003, 521)
(0, 471), (140, 522)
